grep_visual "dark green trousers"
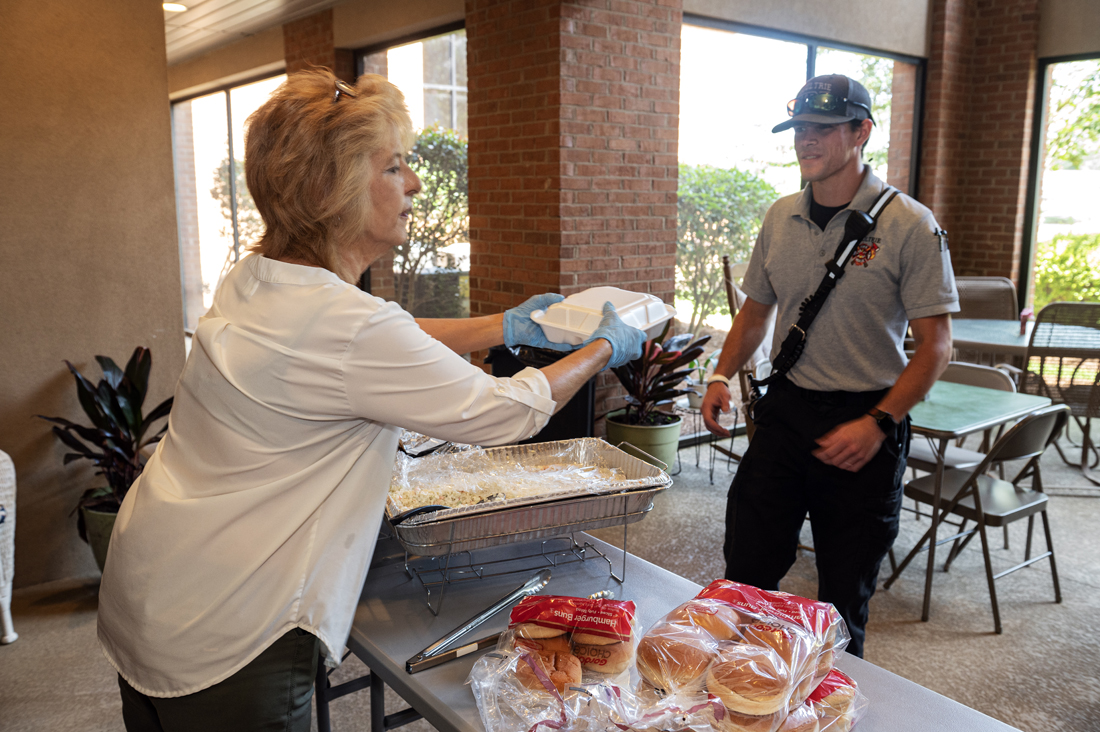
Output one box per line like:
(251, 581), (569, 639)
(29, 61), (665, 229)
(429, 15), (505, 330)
(118, 628), (319, 732)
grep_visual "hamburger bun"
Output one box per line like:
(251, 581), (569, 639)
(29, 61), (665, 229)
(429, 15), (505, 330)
(573, 640), (634, 675)
(636, 622), (717, 691)
(778, 704), (819, 732)
(515, 634), (572, 656)
(515, 623), (567, 640)
(514, 651), (582, 695)
(667, 600), (748, 642)
(705, 643), (793, 716)
(716, 708), (784, 732)
(817, 683), (857, 732)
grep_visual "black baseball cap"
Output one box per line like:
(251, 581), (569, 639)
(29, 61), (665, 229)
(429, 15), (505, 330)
(772, 74), (875, 133)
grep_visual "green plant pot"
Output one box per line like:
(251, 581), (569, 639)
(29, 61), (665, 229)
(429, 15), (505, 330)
(605, 410), (682, 472)
(82, 507), (118, 573)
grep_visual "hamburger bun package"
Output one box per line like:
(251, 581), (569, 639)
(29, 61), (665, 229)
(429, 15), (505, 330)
(633, 580), (850, 732)
(468, 582), (860, 732)
(468, 595), (643, 732)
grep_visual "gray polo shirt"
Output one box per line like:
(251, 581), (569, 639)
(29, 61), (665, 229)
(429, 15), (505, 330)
(742, 168), (958, 393)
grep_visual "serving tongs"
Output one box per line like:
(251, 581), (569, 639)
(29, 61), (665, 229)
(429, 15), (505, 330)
(405, 569), (551, 674)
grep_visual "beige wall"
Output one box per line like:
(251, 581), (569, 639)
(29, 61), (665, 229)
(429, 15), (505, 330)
(1039, 0), (1100, 57)
(0, 0), (186, 588)
(685, 0), (930, 58)
(334, 0), (463, 49)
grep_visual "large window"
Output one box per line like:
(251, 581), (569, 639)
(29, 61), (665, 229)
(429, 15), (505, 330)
(676, 18), (923, 333)
(361, 29), (471, 319)
(1023, 56), (1100, 311)
(171, 75), (286, 332)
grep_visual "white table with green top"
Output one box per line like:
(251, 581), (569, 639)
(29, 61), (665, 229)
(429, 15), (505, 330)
(884, 380), (1051, 621)
(951, 318), (1032, 364)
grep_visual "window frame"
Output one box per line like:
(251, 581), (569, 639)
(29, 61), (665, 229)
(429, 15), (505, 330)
(682, 13), (927, 199)
(1020, 51), (1100, 310)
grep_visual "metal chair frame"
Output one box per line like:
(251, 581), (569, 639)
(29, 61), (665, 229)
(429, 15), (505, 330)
(1001, 302), (1100, 487)
(885, 405), (1069, 634)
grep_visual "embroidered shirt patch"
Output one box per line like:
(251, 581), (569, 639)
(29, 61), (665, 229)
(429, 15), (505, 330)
(850, 240), (880, 267)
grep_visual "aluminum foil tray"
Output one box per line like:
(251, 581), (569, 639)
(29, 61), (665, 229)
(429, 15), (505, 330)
(387, 438), (670, 556)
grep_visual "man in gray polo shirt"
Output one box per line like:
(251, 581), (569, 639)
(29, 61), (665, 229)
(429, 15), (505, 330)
(701, 75), (957, 657)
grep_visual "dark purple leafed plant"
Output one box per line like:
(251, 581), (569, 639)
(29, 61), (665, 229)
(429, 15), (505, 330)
(37, 347), (172, 541)
(610, 322), (710, 427)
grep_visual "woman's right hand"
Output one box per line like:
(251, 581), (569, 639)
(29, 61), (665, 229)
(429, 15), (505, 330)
(582, 302), (645, 370)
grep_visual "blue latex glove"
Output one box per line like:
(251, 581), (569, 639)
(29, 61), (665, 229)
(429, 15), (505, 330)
(584, 302), (645, 370)
(502, 293), (571, 351)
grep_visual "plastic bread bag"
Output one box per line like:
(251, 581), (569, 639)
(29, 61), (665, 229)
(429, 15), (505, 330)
(500, 595), (641, 684)
(634, 580), (850, 730)
(780, 669), (868, 732)
(468, 648), (725, 732)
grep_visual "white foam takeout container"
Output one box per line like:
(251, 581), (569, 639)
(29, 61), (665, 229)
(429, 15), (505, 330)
(529, 286), (676, 346)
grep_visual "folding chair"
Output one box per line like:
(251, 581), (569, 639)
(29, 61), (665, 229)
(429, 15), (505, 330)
(886, 404), (1069, 634)
(1000, 302), (1100, 488)
(954, 276), (1019, 366)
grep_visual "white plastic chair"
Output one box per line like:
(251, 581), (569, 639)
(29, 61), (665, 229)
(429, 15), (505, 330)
(0, 449), (17, 644)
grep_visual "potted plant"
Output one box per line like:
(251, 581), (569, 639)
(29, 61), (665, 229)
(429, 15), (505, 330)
(686, 351), (718, 409)
(37, 347), (172, 572)
(605, 324), (710, 470)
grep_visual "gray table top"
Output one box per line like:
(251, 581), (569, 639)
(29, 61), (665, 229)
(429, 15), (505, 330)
(909, 381), (1050, 440)
(350, 534), (1019, 732)
(951, 319), (1032, 357)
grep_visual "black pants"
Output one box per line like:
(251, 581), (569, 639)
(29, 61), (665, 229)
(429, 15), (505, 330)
(724, 377), (909, 658)
(118, 628), (319, 732)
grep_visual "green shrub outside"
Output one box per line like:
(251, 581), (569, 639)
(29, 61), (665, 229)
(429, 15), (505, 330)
(1032, 233), (1100, 312)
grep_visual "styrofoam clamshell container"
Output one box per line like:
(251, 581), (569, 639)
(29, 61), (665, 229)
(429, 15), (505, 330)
(529, 286), (676, 346)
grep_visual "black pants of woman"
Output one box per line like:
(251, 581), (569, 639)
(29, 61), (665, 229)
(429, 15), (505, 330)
(118, 628), (319, 732)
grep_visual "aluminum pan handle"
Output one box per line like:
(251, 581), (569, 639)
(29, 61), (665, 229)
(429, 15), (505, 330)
(406, 569), (551, 672)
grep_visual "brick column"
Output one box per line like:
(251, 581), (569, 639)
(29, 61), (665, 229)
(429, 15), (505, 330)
(919, 0), (1040, 282)
(466, 0), (681, 424)
(283, 8), (355, 83)
(887, 62), (916, 195)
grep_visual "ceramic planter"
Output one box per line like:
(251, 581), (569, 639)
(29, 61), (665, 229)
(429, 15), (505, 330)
(81, 506), (117, 573)
(605, 410), (681, 471)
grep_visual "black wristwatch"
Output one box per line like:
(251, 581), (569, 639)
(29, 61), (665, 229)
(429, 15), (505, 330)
(866, 407), (895, 434)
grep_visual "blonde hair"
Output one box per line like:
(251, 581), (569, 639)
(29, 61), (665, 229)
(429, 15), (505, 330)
(244, 69), (416, 283)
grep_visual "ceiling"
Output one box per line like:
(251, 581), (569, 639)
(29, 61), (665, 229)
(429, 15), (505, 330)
(163, 0), (340, 65)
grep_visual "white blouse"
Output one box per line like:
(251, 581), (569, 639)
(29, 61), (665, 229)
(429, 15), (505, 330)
(97, 255), (555, 697)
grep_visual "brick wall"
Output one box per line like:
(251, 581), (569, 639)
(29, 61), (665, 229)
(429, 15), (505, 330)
(887, 61), (916, 194)
(283, 9), (356, 83)
(466, 0), (681, 421)
(920, 0), (1040, 282)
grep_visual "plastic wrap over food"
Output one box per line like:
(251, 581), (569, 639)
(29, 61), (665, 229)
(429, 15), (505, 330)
(501, 595), (641, 684)
(779, 669), (868, 732)
(388, 438), (670, 520)
(634, 580), (850, 732)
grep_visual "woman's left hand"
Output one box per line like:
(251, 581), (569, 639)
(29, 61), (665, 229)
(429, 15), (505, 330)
(503, 293), (571, 351)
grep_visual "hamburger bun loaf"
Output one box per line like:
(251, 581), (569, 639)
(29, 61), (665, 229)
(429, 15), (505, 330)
(515, 634), (572, 656)
(636, 622), (717, 691)
(778, 704), (820, 732)
(514, 651), (582, 695)
(573, 640), (634, 675)
(705, 643), (793, 717)
(571, 629), (629, 645)
(715, 708), (785, 732)
(667, 600), (748, 642)
(817, 683), (857, 732)
(515, 623), (567, 640)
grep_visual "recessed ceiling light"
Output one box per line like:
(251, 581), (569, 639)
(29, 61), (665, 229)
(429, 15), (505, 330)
(163, 3), (188, 11)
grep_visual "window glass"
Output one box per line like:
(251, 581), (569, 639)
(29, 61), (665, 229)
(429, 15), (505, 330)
(375, 30), (470, 319)
(815, 48), (893, 181)
(172, 75), (285, 333)
(1030, 59), (1100, 310)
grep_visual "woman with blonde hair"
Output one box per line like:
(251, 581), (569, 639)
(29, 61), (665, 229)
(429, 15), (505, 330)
(97, 70), (643, 731)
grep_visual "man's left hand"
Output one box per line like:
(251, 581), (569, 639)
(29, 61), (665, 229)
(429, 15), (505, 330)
(812, 415), (886, 472)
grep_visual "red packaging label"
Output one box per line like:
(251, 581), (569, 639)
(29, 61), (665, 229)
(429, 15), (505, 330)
(695, 579), (837, 635)
(808, 668), (855, 702)
(509, 595), (636, 642)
